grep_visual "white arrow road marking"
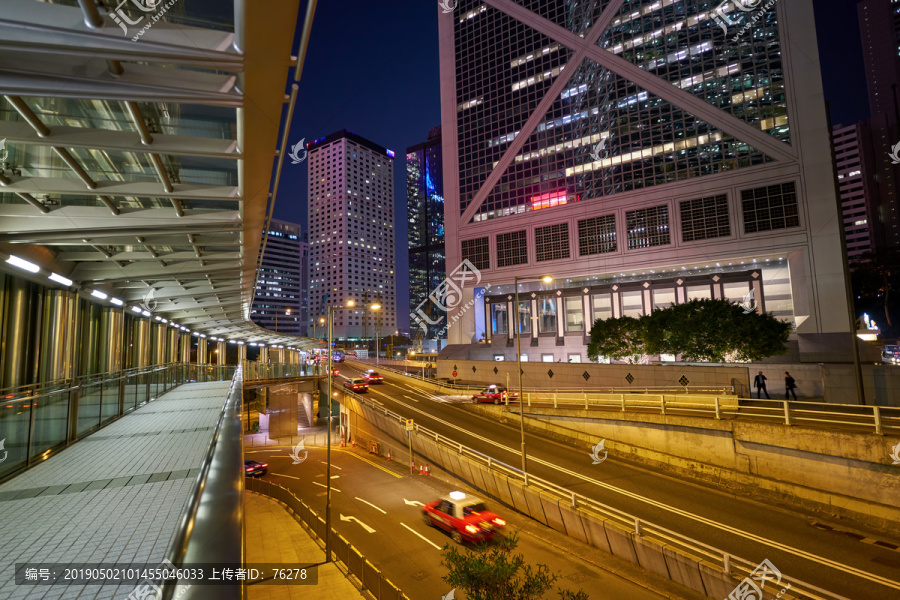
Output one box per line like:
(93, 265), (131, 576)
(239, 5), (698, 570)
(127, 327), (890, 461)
(354, 497), (386, 514)
(403, 498), (423, 506)
(269, 473), (300, 480)
(401, 523), (442, 550)
(384, 395), (900, 592)
(340, 514), (375, 533)
(312, 482), (340, 492)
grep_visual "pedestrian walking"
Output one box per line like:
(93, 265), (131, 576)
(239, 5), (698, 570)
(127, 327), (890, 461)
(784, 371), (797, 400)
(753, 371), (770, 399)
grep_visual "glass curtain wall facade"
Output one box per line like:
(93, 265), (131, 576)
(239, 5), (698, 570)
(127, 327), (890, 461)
(252, 219), (303, 335)
(407, 127), (446, 342)
(439, 0), (853, 363)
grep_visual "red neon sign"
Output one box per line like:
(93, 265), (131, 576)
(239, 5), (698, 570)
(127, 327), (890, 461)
(530, 190), (578, 210)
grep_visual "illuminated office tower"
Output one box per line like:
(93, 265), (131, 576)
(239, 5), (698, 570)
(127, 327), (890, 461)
(438, 0), (853, 362)
(307, 130), (397, 340)
(407, 126), (446, 349)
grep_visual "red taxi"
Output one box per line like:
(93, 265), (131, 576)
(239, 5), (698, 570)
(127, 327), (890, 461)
(364, 370), (384, 384)
(343, 378), (368, 392)
(471, 385), (518, 404)
(422, 491), (506, 544)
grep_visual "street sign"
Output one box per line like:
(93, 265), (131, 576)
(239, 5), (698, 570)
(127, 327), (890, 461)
(405, 418), (414, 432)
(451, 370), (458, 378)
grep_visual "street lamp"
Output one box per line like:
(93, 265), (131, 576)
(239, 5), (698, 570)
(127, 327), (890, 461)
(275, 308), (291, 333)
(325, 298), (380, 562)
(514, 274), (552, 483)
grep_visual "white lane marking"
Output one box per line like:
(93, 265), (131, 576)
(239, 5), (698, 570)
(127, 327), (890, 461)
(354, 497), (387, 514)
(319, 461), (342, 469)
(401, 522), (442, 550)
(340, 514), (375, 533)
(312, 481), (340, 492)
(403, 499), (423, 507)
(330, 475), (340, 479)
(402, 395), (420, 403)
(378, 392), (900, 590)
(269, 473), (300, 479)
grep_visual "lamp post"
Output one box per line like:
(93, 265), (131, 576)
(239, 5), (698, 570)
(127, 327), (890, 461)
(325, 298), (380, 562)
(275, 308), (291, 333)
(514, 274), (552, 483)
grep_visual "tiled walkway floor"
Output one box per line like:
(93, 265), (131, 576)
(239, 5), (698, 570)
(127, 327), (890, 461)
(244, 492), (364, 600)
(0, 381), (229, 600)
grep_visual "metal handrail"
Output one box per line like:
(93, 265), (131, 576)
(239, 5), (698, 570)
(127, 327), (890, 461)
(162, 366), (244, 600)
(344, 387), (854, 600)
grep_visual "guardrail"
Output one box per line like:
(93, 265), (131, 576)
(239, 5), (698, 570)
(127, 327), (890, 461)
(0, 362), (238, 482)
(352, 360), (900, 434)
(242, 360), (318, 381)
(164, 365), (244, 600)
(342, 387), (853, 600)
(247, 478), (411, 600)
(347, 359), (732, 395)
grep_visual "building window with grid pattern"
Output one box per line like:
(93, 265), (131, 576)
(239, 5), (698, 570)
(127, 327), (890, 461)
(680, 195), (730, 242)
(741, 182), (799, 234)
(626, 206), (670, 250)
(535, 223), (570, 262)
(461, 237), (490, 271)
(578, 214), (617, 255)
(496, 230), (528, 267)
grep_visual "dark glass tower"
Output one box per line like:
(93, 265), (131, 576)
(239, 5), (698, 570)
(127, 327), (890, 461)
(407, 127), (446, 342)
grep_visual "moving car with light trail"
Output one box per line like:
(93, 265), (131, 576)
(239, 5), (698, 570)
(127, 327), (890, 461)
(364, 369), (384, 383)
(471, 385), (517, 404)
(343, 378), (369, 392)
(244, 460), (268, 477)
(422, 491), (505, 544)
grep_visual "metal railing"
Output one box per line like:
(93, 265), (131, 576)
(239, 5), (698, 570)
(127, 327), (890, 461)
(352, 361), (900, 434)
(163, 366), (244, 600)
(342, 388), (854, 600)
(241, 360), (318, 381)
(0, 362), (237, 482)
(247, 478), (410, 600)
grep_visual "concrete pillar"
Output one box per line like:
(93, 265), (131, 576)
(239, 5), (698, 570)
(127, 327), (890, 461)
(216, 341), (226, 364)
(180, 333), (191, 364)
(128, 316), (148, 370)
(166, 328), (178, 363)
(259, 346), (268, 363)
(150, 322), (166, 365)
(583, 293), (592, 335)
(237, 344), (246, 363)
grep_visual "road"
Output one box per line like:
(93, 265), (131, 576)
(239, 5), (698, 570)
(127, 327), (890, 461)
(332, 362), (900, 600)
(245, 444), (693, 600)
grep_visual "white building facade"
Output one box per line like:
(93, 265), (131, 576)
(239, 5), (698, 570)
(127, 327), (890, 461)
(307, 130), (397, 340)
(438, 0), (854, 363)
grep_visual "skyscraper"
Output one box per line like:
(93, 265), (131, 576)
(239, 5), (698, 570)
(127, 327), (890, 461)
(857, 0), (900, 250)
(832, 123), (875, 259)
(407, 126), (446, 349)
(307, 130), (397, 340)
(252, 219), (303, 335)
(437, 0), (853, 363)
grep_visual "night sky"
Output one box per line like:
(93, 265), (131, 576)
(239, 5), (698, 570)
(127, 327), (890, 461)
(273, 0), (870, 331)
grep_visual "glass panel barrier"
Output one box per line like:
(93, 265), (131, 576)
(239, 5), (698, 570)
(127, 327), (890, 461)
(30, 390), (69, 457)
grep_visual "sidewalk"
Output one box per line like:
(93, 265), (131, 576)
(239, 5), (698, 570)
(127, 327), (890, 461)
(244, 492), (365, 600)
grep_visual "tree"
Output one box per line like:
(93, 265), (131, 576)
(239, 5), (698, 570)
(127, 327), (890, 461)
(586, 316), (649, 363)
(441, 533), (589, 600)
(649, 299), (790, 362)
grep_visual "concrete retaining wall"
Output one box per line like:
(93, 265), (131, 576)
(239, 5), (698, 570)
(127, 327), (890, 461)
(435, 360), (900, 405)
(337, 390), (765, 599)
(464, 403), (900, 536)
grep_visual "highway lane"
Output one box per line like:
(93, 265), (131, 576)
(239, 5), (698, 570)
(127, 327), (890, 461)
(244, 445), (692, 600)
(342, 363), (900, 600)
